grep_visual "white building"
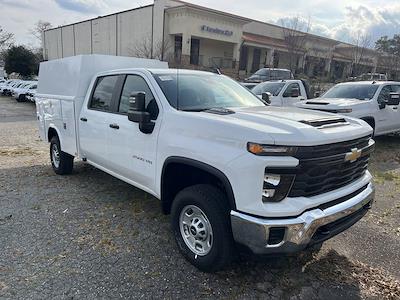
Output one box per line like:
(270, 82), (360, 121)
(42, 0), (400, 80)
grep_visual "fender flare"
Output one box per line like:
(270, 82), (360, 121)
(161, 156), (237, 212)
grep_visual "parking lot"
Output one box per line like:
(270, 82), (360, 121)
(0, 95), (399, 299)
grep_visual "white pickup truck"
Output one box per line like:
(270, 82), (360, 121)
(36, 55), (375, 272)
(252, 80), (308, 107)
(296, 81), (400, 136)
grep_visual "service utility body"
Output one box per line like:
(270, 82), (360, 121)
(36, 55), (375, 272)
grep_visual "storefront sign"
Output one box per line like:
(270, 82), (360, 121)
(201, 25), (233, 36)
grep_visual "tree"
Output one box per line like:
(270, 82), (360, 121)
(350, 31), (372, 76)
(375, 34), (400, 56)
(128, 37), (172, 62)
(4, 46), (38, 77)
(280, 16), (311, 74)
(0, 26), (14, 50)
(30, 20), (52, 43)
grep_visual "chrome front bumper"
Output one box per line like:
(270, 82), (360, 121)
(230, 183), (375, 254)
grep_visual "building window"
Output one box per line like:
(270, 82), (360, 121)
(174, 35), (182, 63)
(190, 38), (200, 65)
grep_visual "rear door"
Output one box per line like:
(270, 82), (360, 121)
(106, 73), (161, 190)
(79, 75), (120, 167)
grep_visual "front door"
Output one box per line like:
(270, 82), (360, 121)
(282, 83), (304, 107)
(375, 84), (400, 134)
(106, 73), (161, 191)
(190, 38), (200, 65)
(79, 75), (119, 167)
(251, 48), (261, 72)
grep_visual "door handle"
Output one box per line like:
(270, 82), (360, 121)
(80, 117), (87, 122)
(109, 123), (120, 129)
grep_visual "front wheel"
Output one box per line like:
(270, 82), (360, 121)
(50, 136), (74, 175)
(171, 184), (235, 272)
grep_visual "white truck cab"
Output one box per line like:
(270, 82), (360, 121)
(296, 81), (400, 136)
(36, 55), (375, 272)
(252, 80), (308, 107)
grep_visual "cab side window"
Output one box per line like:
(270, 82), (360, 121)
(378, 85), (392, 103)
(283, 83), (300, 97)
(119, 75), (159, 120)
(391, 85), (400, 93)
(90, 75), (119, 111)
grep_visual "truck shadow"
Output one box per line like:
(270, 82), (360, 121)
(2, 162), (394, 299)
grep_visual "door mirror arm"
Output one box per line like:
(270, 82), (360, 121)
(127, 92), (155, 134)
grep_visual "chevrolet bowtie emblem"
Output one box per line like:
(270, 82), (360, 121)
(345, 148), (362, 162)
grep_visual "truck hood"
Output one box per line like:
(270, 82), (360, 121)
(194, 106), (372, 146)
(296, 97), (366, 109)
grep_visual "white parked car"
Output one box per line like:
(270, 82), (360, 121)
(1, 80), (21, 95)
(252, 80), (308, 106)
(36, 55), (374, 272)
(12, 81), (37, 102)
(26, 89), (37, 103)
(296, 81), (400, 136)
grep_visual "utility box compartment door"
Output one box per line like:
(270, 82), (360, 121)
(61, 100), (78, 156)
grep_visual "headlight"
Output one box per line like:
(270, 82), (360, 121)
(247, 142), (297, 156)
(335, 108), (352, 113)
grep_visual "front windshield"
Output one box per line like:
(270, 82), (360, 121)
(254, 69), (268, 76)
(252, 82), (285, 96)
(322, 84), (379, 100)
(153, 73), (265, 111)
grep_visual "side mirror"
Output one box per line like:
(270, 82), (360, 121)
(314, 91), (321, 98)
(261, 92), (271, 105)
(387, 93), (400, 106)
(291, 87), (300, 98)
(128, 92), (155, 134)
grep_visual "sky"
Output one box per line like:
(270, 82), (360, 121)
(1, 0), (400, 48)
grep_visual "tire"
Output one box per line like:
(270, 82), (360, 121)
(171, 184), (235, 272)
(16, 95), (24, 102)
(50, 136), (74, 175)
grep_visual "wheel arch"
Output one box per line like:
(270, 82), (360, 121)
(47, 126), (62, 146)
(160, 157), (236, 215)
(360, 117), (375, 132)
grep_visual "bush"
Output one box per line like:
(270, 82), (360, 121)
(4, 46), (38, 77)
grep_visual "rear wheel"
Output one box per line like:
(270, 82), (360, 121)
(16, 95), (25, 102)
(171, 184), (235, 272)
(50, 136), (74, 175)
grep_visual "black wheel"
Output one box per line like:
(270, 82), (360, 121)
(171, 184), (235, 272)
(50, 136), (74, 175)
(16, 95), (25, 102)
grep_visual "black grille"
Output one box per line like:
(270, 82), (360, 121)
(288, 135), (373, 197)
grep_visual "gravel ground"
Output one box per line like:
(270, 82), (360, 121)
(0, 96), (399, 299)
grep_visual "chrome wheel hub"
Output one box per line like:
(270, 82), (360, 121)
(51, 144), (60, 169)
(179, 205), (213, 256)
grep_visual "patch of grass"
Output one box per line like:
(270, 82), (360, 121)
(0, 147), (39, 157)
(373, 171), (400, 185)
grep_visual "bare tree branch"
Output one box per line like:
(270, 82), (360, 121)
(128, 37), (172, 61)
(350, 31), (372, 76)
(0, 26), (14, 50)
(30, 20), (52, 42)
(280, 16), (311, 73)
